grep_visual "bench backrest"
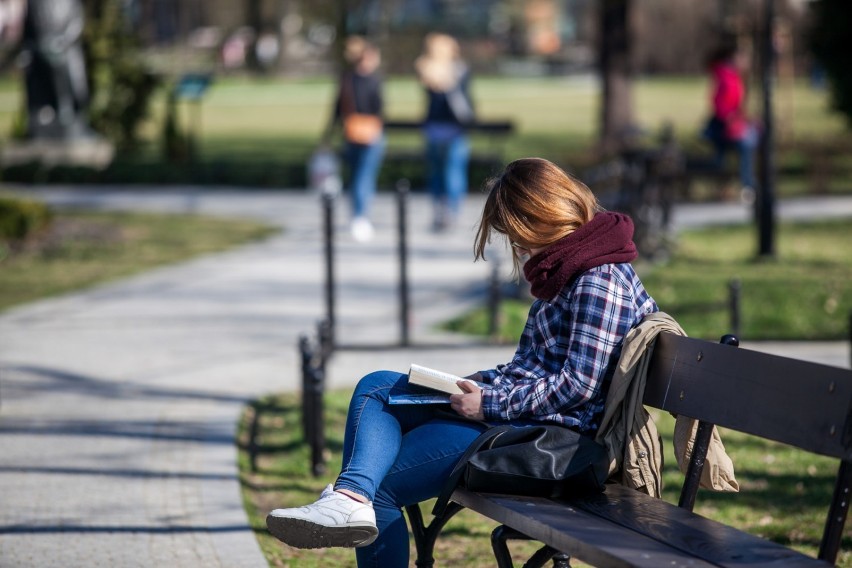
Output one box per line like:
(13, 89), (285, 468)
(643, 332), (852, 563)
(645, 332), (852, 459)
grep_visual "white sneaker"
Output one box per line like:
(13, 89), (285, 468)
(266, 484), (378, 549)
(350, 217), (374, 243)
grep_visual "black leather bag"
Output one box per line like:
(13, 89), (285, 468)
(433, 424), (609, 515)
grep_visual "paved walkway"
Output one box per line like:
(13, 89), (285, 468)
(0, 186), (850, 567)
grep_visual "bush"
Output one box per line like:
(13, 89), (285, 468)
(0, 196), (52, 242)
(84, 0), (161, 150)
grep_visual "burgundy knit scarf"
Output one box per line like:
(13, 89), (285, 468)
(523, 212), (638, 301)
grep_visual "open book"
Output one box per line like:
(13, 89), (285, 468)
(388, 364), (487, 405)
(408, 363), (486, 394)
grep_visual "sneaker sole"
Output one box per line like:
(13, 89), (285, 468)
(266, 514), (378, 549)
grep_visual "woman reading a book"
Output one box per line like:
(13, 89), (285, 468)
(266, 157), (658, 567)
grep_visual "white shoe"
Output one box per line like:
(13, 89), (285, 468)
(266, 484), (378, 549)
(351, 217), (374, 242)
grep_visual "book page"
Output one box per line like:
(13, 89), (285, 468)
(408, 363), (464, 394)
(407, 364), (485, 394)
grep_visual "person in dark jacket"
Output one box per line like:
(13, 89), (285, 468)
(415, 33), (475, 232)
(329, 36), (385, 242)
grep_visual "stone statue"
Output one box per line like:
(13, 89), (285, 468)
(21, 0), (92, 139)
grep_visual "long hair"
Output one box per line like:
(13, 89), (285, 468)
(474, 158), (601, 270)
(414, 33), (463, 92)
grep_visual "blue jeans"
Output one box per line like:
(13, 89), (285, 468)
(334, 370), (488, 567)
(710, 126), (758, 189)
(426, 133), (470, 222)
(346, 137), (386, 218)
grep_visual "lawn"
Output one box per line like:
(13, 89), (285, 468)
(444, 218), (852, 342)
(1, 73), (850, 192)
(0, 208), (277, 312)
(239, 389), (852, 568)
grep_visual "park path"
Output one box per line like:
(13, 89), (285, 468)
(0, 186), (850, 567)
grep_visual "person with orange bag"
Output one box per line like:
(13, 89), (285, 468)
(327, 36), (385, 242)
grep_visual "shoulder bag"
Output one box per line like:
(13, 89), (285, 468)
(433, 423), (609, 516)
(341, 73), (382, 145)
(446, 83), (474, 125)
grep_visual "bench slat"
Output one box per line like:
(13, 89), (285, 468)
(454, 486), (831, 568)
(646, 333), (852, 460)
(570, 484), (831, 568)
(383, 119), (514, 134)
(452, 489), (719, 568)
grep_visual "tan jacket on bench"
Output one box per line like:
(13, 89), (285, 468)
(595, 311), (739, 498)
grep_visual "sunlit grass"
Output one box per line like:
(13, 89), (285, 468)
(444, 219), (852, 341)
(2, 74), (849, 189)
(0, 210), (277, 312)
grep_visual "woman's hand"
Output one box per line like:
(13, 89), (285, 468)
(450, 380), (484, 420)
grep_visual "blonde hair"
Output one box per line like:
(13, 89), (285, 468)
(414, 33), (463, 92)
(474, 158), (601, 270)
(344, 36), (369, 65)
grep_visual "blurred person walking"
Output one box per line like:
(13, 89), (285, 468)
(327, 36), (385, 242)
(702, 43), (758, 202)
(415, 33), (475, 232)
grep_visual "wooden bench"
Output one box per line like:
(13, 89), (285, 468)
(405, 332), (852, 567)
(380, 119), (514, 189)
(680, 154), (744, 202)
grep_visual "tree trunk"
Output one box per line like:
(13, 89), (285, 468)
(599, 0), (634, 156)
(245, 0), (263, 71)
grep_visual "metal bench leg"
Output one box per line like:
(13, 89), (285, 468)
(406, 502), (464, 568)
(549, 553), (572, 568)
(491, 525), (571, 568)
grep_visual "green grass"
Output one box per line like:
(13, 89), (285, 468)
(641, 218), (852, 340)
(239, 390), (852, 568)
(445, 218), (852, 342)
(1, 74), (850, 191)
(0, 209), (277, 312)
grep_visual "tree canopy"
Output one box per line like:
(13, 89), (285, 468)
(808, 0), (852, 128)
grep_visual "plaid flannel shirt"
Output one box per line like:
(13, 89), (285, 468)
(479, 263), (657, 433)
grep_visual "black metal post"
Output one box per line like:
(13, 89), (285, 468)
(397, 179), (411, 346)
(318, 318), (333, 365)
(300, 330), (326, 477)
(248, 403), (260, 473)
(191, 100), (202, 162)
(299, 335), (314, 449)
(728, 278), (741, 339)
(309, 357), (326, 477)
(322, 192), (336, 347)
(757, 0), (776, 257)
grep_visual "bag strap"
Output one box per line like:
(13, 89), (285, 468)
(446, 84), (474, 124)
(340, 71), (357, 117)
(432, 424), (513, 516)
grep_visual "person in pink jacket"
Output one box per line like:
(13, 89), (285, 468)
(703, 44), (758, 196)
